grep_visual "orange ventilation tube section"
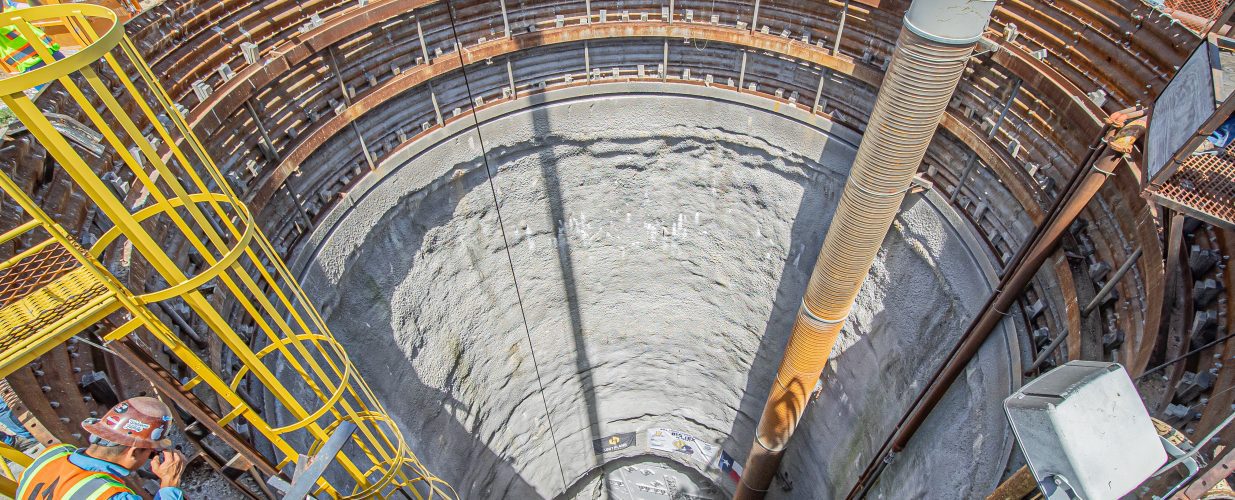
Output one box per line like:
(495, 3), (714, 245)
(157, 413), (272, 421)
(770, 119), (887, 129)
(734, 0), (997, 497)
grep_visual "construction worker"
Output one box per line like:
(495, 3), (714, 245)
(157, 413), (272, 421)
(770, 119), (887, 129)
(16, 397), (187, 499)
(0, 0), (63, 73)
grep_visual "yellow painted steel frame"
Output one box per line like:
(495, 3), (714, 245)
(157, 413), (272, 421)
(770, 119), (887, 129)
(0, 5), (454, 498)
(0, 440), (32, 497)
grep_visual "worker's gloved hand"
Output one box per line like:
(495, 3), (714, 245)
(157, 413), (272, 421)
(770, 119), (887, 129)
(152, 449), (186, 489)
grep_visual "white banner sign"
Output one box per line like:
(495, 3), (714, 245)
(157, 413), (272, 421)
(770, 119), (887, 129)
(647, 428), (718, 466)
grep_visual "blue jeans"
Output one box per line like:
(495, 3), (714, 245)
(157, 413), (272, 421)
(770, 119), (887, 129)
(0, 401), (33, 441)
(1208, 114), (1235, 149)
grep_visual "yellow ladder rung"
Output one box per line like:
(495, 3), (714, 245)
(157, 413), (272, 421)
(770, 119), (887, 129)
(180, 375), (204, 392)
(217, 406), (247, 427)
(101, 317), (141, 341)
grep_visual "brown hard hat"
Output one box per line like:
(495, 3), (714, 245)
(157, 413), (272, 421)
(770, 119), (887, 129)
(81, 397), (174, 449)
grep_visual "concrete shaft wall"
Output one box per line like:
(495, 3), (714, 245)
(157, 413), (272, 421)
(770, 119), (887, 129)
(294, 88), (1017, 498)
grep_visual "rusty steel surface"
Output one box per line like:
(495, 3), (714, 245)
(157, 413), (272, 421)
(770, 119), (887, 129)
(157, 0), (1137, 229)
(1107, 153), (1167, 376)
(986, 465), (1036, 500)
(241, 21), (877, 214)
(232, 19), (1108, 221)
(189, 13), (874, 135)
(187, 0), (427, 133)
(1152, 148), (1235, 229)
(156, 0), (351, 99)
(992, 0), (1185, 106)
(0, 243), (80, 308)
(1054, 252), (1083, 364)
(1155, 212), (1192, 414)
(988, 33), (1105, 139)
(3, 367), (76, 447)
(1195, 229), (1235, 431)
(1177, 445), (1235, 498)
(132, 0), (1188, 236)
(3, 345), (108, 449)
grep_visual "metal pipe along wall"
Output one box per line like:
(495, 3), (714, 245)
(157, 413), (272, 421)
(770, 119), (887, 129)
(844, 151), (1119, 497)
(735, 0), (996, 496)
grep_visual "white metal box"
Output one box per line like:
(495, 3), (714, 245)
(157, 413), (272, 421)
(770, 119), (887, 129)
(1004, 361), (1166, 499)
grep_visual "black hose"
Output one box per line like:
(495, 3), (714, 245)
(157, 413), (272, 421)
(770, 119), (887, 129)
(1137, 331), (1235, 382)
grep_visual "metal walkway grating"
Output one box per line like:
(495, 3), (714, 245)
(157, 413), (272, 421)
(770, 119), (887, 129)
(0, 252), (119, 377)
(0, 244), (81, 308)
(1152, 146), (1235, 229)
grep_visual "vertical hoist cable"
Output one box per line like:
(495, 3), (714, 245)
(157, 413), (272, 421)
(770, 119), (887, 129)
(440, 0), (572, 491)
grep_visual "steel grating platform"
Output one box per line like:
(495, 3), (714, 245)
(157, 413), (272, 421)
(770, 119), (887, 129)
(1150, 146), (1235, 229)
(0, 244), (120, 378)
(0, 244), (81, 307)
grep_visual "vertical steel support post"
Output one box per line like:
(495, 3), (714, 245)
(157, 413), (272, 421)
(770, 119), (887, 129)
(833, 0), (849, 55)
(416, 17), (430, 63)
(506, 57), (517, 98)
(352, 122), (376, 170)
(429, 81), (445, 125)
(244, 100), (279, 162)
(500, 0), (510, 36)
(813, 69), (827, 114)
(750, 0), (761, 33)
(950, 153), (979, 202)
(326, 45), (353, 105)
(988, 78), (1022, 139)
(738, 50), (748, 90)
(662, 40), (669, 81)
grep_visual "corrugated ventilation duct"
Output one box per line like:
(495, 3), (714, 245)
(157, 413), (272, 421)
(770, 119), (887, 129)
(734, 0), (997, 497)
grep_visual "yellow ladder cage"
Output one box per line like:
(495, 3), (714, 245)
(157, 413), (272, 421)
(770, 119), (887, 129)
(0, 5), (454, 498)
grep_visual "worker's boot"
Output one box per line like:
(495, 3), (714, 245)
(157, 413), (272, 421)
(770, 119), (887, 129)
(11, 435), (36, 453)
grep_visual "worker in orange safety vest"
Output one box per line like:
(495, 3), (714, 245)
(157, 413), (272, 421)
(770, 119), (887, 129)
(15, 397), (187, 500)
(0, 0), (62, 73)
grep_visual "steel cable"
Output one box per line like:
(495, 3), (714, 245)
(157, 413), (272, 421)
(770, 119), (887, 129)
(441, 0), (572, 492)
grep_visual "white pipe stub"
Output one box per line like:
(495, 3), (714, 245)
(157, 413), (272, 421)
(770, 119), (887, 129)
(903, 0), (998, 45)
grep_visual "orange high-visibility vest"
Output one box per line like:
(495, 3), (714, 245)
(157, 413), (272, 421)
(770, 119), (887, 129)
(15, 444), (133, 500)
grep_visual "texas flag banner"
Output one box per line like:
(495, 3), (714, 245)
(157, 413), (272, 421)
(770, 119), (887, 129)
(716, 450), (743, 483)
